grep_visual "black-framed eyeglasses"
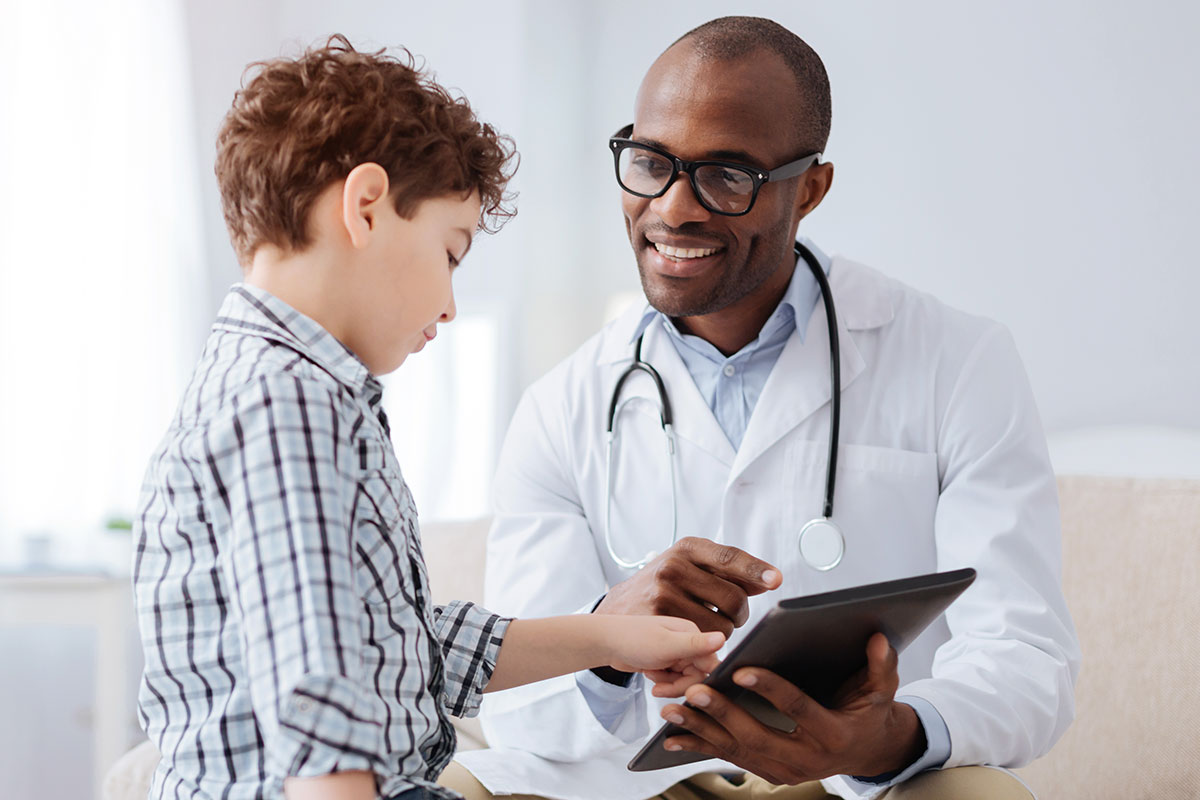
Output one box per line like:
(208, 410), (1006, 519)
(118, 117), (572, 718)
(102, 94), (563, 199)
(608, 124), (822, 216)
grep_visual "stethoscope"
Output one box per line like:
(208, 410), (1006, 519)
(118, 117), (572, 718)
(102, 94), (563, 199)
(604, 241), (844, 572)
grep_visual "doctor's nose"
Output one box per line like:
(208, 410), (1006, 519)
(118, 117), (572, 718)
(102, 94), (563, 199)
(649, 172), (712, 228)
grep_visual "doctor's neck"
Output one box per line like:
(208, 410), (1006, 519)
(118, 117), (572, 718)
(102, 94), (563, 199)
(671, 258), (795, 357)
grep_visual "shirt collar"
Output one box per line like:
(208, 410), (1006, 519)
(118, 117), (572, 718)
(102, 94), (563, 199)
(212, 284), (383, 405)
(629, 236), (833, 351)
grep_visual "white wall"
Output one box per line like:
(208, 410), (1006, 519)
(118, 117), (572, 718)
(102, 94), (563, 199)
(182, 0), (1200, 439)
(551, 0), (1200, 434)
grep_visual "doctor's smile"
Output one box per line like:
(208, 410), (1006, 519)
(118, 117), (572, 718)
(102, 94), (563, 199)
(643, 231), (728, 278)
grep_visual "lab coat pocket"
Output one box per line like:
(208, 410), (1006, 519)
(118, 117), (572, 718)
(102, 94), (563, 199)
(837, 442), (938, 478)
(784, 440), (939, 592)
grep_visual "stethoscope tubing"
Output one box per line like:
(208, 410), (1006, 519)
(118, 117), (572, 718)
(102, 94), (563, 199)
(606, 335), (673, 431)
(797, 243), (841, 519)
(604, 241), (841, 570)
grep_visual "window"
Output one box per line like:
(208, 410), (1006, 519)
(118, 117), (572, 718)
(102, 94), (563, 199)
(0, 0), (203, 569)
(381, 309), (503, 521)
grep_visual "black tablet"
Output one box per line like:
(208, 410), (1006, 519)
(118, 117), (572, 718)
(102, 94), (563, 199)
(627, 568), (976, 772)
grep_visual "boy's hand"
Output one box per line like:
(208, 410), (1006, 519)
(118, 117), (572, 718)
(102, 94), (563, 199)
(645, 663), (714, 697)
(603, 616), (724, 696)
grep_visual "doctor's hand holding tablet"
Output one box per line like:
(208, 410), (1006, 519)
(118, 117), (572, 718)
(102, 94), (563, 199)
(657, 632), (923, 783)
(633, 568), (978, 780)
(601, 536), (954, 782)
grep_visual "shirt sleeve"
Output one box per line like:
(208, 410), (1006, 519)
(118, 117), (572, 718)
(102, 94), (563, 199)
(575, 666), (647, 736)
(431, 601), (510, 718)
(205, 373), (383, 778)
(842, 696), (951, 791)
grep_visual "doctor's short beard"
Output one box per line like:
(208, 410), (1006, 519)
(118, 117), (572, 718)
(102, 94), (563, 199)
(633, 214), (797, 320)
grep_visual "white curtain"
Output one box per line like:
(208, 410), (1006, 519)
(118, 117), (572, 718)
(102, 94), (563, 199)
(0, 0), (205, 570)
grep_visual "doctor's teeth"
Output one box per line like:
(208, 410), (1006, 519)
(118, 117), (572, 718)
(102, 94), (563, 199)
(654, 242), (718, 259)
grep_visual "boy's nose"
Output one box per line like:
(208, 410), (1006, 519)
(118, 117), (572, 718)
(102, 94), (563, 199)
(440, 290), (457, 323)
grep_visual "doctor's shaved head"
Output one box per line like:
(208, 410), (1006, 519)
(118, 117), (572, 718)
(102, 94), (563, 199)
(670, 16), (832, 155)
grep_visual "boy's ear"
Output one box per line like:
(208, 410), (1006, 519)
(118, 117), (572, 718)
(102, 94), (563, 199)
(342, 163), (391, 249)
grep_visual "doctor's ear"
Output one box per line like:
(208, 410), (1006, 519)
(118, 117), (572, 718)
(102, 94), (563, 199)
(341, 162), (392, 249)
(790, 161), (834, 227)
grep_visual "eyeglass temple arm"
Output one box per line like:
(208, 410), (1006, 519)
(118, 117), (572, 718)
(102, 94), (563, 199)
(764, 152), (822, 182)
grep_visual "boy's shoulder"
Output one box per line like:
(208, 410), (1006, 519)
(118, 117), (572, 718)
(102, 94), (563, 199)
(187, 327), (353, 425)
(178, 286), (374, 441)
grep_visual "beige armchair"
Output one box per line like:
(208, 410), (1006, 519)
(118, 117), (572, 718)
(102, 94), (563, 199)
(105, 477), (1200, 799)
(1014, 476), (1200, 796)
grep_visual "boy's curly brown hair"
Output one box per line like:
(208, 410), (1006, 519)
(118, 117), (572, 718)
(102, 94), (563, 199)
(216, 34), (517, 266)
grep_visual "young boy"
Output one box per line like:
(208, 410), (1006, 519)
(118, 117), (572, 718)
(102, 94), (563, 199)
(132, 37), (724, 800)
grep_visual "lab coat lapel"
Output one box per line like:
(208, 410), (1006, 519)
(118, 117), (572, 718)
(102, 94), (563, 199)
(638, 319), (738, 466)
(595, 259), (894, 476)
(728, 263), (870, 485)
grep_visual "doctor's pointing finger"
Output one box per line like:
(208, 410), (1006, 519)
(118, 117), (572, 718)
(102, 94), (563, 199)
(594, 536), (782, 637)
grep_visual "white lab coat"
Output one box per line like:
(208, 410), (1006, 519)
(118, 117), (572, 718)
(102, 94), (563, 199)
(457, 257), (1080, 800)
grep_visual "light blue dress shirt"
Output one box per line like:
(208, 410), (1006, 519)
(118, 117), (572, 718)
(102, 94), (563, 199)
(579, 238), (952, 787)
(626, 239), (825, 450)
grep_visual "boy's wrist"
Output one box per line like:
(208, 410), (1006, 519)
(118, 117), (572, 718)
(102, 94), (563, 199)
(586, 600), (634, 684)
(586, 614), (627, 674)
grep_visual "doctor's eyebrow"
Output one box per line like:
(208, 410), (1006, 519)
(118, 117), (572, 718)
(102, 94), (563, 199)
(702, 148), (768, 167)
(634, 136), (767, 168)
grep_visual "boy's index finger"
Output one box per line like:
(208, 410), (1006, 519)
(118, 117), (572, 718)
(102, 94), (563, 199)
(675, 538), (782, 594)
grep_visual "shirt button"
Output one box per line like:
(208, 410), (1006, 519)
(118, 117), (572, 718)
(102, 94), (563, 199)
(723, 364), (736, 377)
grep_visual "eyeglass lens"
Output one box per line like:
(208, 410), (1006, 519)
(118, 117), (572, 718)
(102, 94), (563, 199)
(616, 146), (756, 214)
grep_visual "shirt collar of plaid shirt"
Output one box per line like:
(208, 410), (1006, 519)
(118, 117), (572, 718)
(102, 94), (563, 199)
(213, 283), (386, 409)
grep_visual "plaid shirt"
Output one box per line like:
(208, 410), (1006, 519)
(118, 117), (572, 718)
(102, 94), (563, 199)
(133, 285), (509, 800)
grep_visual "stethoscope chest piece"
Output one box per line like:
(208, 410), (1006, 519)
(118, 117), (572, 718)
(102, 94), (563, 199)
(798, 517), (844, 571)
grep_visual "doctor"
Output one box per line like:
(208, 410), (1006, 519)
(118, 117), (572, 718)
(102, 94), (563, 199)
(446, 16), (1079, 800)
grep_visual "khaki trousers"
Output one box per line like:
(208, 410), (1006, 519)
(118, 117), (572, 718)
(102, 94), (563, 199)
(438, 760), (1033, 800)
